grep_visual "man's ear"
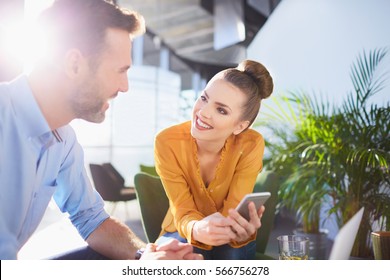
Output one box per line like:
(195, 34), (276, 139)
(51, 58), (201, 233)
(233, 120), (250, 135)
(64, 49), (86, 79)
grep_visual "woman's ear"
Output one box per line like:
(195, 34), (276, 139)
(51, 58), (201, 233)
(233, 120), (250, 135)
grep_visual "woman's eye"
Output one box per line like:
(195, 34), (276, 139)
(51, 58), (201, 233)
(217, 108), (227, 115)
(200, 96), (207, 102)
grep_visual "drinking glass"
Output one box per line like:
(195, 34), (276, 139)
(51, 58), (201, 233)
(277, 235), (309, 260)
(371, 231), (390, 260)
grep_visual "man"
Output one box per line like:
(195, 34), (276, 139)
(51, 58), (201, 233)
(0, 0), (202, 260)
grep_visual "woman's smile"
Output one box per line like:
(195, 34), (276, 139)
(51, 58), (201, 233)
(195, 115), (213, 130)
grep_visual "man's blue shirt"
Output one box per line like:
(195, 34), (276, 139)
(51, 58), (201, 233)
(0, 75), (109, 259)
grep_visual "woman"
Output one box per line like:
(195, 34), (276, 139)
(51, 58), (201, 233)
(154, 60), (273, 259)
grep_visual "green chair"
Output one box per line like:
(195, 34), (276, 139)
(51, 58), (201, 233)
(253, 170), (280, 260)
(133, 172), (168, 243)
(139, 164), (159, 177)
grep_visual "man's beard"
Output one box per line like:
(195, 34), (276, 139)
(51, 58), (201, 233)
(70, 84), (107, 123)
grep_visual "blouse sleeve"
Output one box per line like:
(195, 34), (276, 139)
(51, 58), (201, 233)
(154, 133), (207, 248)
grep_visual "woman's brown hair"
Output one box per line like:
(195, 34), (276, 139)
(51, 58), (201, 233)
(223, 60), (274, 128)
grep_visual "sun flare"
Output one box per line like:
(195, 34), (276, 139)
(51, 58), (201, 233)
(0, 0), (54, 73)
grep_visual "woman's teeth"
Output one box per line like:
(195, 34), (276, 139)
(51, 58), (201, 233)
(197, 118), (212, 129)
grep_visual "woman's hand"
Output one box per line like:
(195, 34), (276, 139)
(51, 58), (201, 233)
(228, 202), (265, 243)
(192, 212), (237, 246)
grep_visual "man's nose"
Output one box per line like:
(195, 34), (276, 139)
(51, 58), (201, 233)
(118, 76), (129, 93)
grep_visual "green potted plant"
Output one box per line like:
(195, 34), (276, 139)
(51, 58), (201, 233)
(256, 48), (390, 258)
(259, 92), (334, 259)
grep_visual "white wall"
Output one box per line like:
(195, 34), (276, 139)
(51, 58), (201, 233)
(248, 0), (390, 106)
(247, 0), (390, 239)
(71, 65), (181, 185)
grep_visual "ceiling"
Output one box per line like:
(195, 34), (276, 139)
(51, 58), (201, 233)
(0, 0), (281, 87)
(118, 0), (281, 89)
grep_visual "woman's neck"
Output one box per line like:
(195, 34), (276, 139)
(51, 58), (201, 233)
(195, 138), (226, 156)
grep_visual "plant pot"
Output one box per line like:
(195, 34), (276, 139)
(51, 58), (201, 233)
(293, 228), (329, 260)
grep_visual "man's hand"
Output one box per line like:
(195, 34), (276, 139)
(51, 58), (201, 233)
(140, 239), (203, 260)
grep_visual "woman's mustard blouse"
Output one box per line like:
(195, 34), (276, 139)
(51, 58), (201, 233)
(154, 121), (264, 250)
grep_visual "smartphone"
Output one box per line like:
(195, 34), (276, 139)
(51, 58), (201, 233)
(235, 192), (271, 221)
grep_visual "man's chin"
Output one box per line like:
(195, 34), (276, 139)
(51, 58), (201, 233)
(82, 112), (106, 123)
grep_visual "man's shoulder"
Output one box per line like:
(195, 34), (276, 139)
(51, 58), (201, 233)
(0, 76), (29, 113)
(0, 83), (13, 121)
(0, 82), (12, 104)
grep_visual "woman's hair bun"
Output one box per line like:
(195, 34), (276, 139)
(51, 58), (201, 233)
(237, 59), (273, 99)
